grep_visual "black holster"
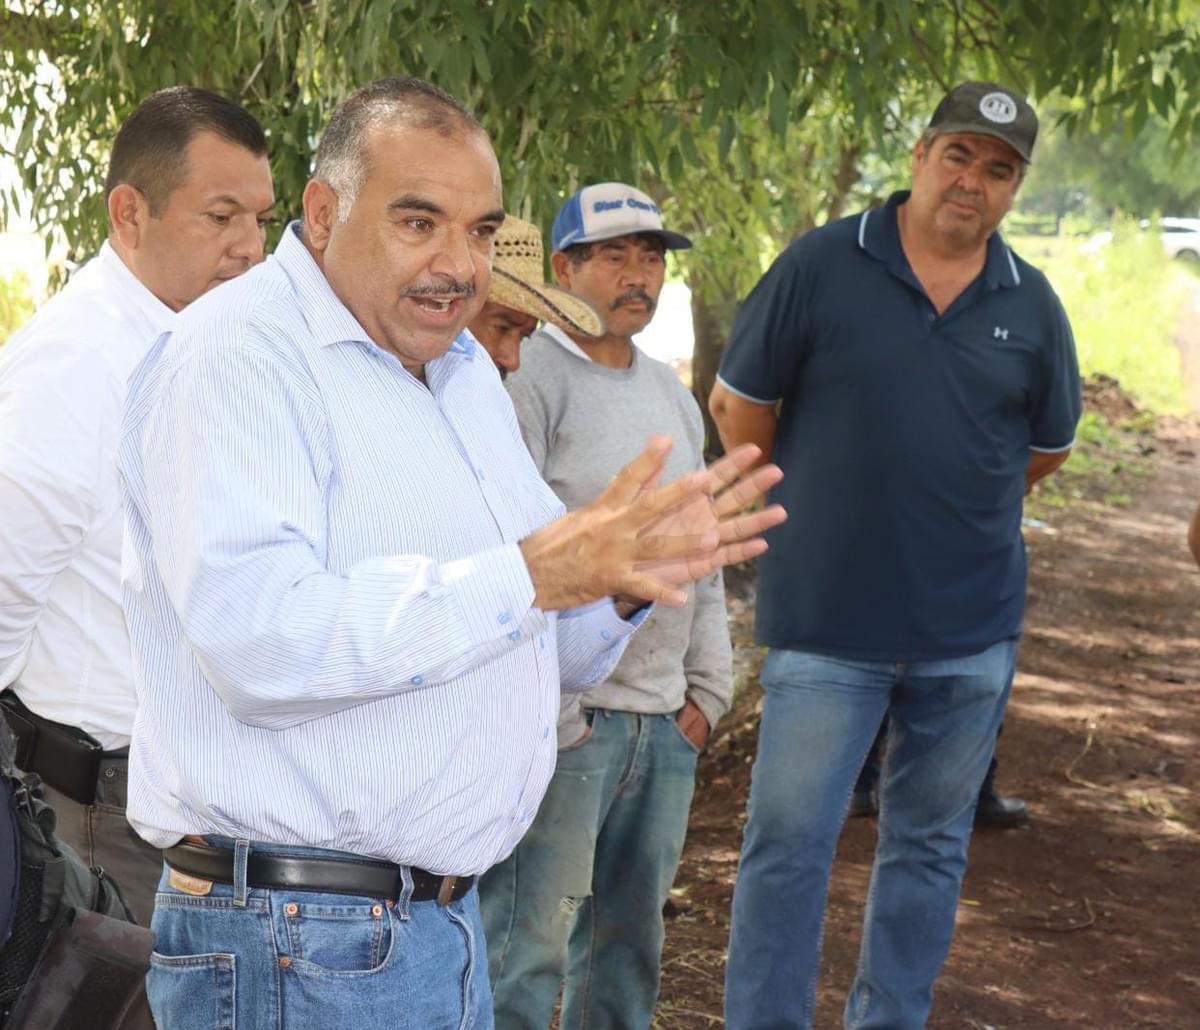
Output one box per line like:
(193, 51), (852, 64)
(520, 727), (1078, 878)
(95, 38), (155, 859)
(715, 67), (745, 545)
(0, 692), (103, 806)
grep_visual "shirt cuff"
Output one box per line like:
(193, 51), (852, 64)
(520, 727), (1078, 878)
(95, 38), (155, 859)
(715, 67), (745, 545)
(686, 688), (728, 732)
(560, 597), (647, 642)
(439, 543), (537, 648)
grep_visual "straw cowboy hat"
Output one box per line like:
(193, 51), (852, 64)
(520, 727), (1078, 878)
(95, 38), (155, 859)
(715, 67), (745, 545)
(488, 216), (605, 337)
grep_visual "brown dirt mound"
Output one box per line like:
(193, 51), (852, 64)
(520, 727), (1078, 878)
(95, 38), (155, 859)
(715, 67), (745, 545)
(1083, 373), (1142, 423)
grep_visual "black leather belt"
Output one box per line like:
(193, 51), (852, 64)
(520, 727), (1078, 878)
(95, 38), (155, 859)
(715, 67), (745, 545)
(163, 840), (474, 906)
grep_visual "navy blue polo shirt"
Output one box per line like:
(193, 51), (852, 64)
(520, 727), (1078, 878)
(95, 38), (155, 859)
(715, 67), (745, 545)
(719, 191), (1081, 661)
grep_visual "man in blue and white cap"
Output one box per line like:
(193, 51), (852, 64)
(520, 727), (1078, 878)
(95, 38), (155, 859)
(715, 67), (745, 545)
(479, 183), (736, 1028)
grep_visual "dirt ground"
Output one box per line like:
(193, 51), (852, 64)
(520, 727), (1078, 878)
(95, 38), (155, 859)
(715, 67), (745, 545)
(655, 357), (1200, 1023)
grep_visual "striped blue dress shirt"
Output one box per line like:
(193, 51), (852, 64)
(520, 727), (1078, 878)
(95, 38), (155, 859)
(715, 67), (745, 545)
(120, 223), (639, 875)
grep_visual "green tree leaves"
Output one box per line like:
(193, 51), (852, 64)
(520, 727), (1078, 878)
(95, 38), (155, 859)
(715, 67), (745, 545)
(1, 0), (1198, 283)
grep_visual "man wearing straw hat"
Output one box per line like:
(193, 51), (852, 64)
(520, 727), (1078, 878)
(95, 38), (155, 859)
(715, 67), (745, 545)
(480, 183), (733, 1029)
(467, 215), (604, 377)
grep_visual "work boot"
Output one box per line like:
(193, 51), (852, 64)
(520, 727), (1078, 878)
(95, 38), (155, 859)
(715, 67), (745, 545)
(974, 789), (1028, 828)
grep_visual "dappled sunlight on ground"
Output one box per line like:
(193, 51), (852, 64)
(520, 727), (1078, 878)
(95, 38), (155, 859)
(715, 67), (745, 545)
(657, 402), (1200, 1028)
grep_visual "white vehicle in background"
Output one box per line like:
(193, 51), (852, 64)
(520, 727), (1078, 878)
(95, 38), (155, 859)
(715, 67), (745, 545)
(1156, 217), (1200, 261)
(1078, 217), (1200, 260)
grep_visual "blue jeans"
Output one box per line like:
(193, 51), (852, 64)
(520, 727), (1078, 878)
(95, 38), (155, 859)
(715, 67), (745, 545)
(146, 840), (493, 1029)
(479, 709), (699, 1029)
(725, 639), (1018, 1030)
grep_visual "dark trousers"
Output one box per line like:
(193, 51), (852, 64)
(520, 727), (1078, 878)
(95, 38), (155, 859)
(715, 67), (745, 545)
(41, 755), (162, 925)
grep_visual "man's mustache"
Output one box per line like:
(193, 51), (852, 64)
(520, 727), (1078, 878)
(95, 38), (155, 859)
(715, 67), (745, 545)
(611, 289), (655, 312)
(405, 280), (476, 297)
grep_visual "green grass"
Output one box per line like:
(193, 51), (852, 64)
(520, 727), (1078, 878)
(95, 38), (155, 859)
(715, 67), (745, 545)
(1010, 222), (1190, 416)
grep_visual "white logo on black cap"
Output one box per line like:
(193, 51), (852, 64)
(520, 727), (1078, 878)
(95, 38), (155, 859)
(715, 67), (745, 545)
(979, 92), (1018, 124)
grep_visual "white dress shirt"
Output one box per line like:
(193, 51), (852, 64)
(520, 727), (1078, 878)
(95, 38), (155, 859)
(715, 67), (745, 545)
(120, 223), (639, 875)
(0, 243), (174, 750)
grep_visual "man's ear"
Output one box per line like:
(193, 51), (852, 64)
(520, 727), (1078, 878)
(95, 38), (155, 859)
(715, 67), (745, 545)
(912, 137), (930, 177)
(550, 250), (573, 289)
(107, 184), (149, 250)
(302, 179), (339, 251)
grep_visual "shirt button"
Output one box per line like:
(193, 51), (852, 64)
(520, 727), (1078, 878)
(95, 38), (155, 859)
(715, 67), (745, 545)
(410, 675), (424, 686)
(498, 612), (511, 625)
(600, 629), (612, 642)
(477, 468), (486, 480)
(543, 726), (550, 739)
(927, 313), (936, 323)
(507, 630), (521, 642)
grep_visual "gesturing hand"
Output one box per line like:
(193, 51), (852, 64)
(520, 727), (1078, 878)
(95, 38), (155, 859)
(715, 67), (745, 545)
(633, 442), (785, 590)
(519, 435), (786, 612)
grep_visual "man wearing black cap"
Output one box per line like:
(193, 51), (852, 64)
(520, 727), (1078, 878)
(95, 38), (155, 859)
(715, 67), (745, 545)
(711, 82), (1081, 1028)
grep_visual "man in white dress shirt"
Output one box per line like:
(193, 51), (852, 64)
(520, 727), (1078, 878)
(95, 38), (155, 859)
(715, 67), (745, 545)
(0, 86), (274, 923)
(122, 76), (784, 1029)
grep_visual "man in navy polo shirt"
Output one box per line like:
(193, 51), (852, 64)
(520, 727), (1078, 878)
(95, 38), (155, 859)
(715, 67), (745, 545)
(710, 81), (1080, 1029)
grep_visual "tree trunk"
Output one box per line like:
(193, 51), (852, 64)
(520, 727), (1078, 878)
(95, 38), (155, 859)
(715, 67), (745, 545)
(689, 285), (738, 461)
(823, 143), (863, 224)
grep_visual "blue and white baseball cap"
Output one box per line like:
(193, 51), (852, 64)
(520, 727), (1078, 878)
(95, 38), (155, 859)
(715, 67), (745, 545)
(551, 183), (692, 252)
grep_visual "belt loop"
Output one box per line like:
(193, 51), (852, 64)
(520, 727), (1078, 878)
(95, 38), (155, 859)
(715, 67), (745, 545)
(396, 865), (414, 921)
(233, 838), (250, 907)
(436, 875), (458, 907)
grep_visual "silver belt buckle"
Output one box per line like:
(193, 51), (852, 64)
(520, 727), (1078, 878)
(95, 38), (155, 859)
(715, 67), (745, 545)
(436, 875), (458, 907)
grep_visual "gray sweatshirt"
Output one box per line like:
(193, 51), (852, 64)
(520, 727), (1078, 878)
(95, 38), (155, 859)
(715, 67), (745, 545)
(506, 326), (734, 748)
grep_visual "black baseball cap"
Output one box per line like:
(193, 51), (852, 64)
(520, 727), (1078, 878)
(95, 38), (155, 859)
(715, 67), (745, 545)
(927, 81), (1038, 163)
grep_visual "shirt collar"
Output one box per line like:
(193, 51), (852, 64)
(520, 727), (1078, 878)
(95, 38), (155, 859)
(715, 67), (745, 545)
(858, 190), (1021, 291)
(540, 321), (594, 362)
(273, 221), (477, 361)
(97, 242), (176, 334)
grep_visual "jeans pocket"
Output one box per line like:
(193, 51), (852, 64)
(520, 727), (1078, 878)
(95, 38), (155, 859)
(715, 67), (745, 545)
(282, 899), (393, 976)
(669, 714), (703, 755)
(557, 723), (594, 752)
(146, 952), (236, 1030)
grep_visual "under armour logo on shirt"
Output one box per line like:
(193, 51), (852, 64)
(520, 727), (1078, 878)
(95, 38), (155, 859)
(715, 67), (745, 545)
(993, 326), (1009, 340)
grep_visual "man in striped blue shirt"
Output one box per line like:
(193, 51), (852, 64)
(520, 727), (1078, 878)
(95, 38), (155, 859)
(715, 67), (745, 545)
(121, 77), (784, 1029)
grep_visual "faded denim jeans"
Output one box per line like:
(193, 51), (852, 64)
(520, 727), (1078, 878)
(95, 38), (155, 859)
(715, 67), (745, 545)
(725, 638), (1018, 1030)
(479, 709), (700, 1029)
(146, 840), (493, 1029)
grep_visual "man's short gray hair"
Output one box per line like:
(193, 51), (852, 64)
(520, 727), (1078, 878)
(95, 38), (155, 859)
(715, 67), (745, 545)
(312, 76), (483, 222)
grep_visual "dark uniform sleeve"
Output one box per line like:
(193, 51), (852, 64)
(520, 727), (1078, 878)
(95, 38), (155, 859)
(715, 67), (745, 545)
(717, 243), (811, 404)
(1029, 291), (1082, 452)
